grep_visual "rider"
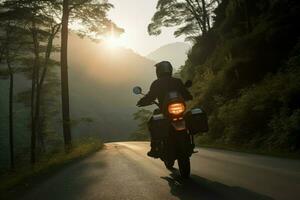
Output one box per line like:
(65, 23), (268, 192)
(137, 61), (193, 157)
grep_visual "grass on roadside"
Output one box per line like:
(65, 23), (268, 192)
(0, 137), (103, 197)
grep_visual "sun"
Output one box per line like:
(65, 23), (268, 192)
(104, 35), (126, 49)
(106, 36), (119, 48)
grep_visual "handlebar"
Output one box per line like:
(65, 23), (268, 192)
(139, 92), (159, 107)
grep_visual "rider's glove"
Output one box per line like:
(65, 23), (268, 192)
(137, 98), (146, 107)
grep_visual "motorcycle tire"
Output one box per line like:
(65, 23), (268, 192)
(178, 157), (190, 178)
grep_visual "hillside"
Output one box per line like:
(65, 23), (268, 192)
(147, 42), (190, 69)
(180, 0), (300, 153)
(67, 35), (156, 141)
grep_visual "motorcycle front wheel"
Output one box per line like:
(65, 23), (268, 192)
(177, 157), (190, 178)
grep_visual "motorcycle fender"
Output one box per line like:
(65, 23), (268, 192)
(171, 120), (186, 131)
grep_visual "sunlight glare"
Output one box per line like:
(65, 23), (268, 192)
(104, 34), (128, 49)
(106, 36), (120, 48)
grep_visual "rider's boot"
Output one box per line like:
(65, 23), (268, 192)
(147, 140), (160, 158)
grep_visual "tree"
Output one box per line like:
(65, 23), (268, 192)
(148, 0), (220, 39)
(21, 0), (60, 163)
(58, 0), (123, 151)
(0, 0), (63, 164)
(60, 0), (71, 151)
(0, 0), (123, 167)
(0, 9), (29, 170)
(0, 24), (16, 170)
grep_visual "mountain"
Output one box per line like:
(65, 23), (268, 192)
(0, 35), (156, 169)
(67, 35), (156, 141)
(146, 42), (190, 69)
(0, 35), (156, 147)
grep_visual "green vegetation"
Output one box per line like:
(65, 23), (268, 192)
(130, 109), (152, 141)
(0, 137), (102, 199)
(148, 0), (220, 39)
(0, 0), (120, 176)
(150, 0), (300, 155)
(182, 0), (300, 154)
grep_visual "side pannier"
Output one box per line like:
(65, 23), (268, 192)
(148, 113), (170, 139)
(184, 108), (208, 135)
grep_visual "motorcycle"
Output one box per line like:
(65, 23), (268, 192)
(133, 81), (208, 178)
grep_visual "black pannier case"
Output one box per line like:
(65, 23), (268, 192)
(185, 108), (208, 135)
(148, 114), (169, 139)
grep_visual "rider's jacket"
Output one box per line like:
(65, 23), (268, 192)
(137, 76), (193, 107)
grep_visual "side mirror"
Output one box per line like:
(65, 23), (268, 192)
(184, 80), (192, 88)
(133, 86), (142, 95)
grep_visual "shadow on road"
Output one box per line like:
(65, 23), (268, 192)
(10, 153), (108, 200)
(161, 169), (273, 200)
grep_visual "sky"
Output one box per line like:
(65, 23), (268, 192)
(107, 0), (186, 56)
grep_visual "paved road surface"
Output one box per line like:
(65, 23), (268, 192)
(18, 142), (300, 200)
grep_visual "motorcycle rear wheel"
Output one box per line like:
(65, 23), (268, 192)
(178, 157), (190, 178)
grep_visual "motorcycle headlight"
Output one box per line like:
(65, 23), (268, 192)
(168, 103), (185, 115)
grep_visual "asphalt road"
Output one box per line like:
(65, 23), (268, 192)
(18, 142), (300, 200)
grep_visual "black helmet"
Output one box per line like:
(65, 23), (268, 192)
(155, 61), (173, 78)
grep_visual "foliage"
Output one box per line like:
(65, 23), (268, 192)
(67, 0), (124, 39)
(0, 137), (103, 199)
(148, 0), (220, 39)
(180, 0), (300, 153)
(130, 109), (152, 141)
(0, 0), (121, 170)
(216, 59), (300, 149)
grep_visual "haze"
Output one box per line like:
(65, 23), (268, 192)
(108, 0), (186, 56)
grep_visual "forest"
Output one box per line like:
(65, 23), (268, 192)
(1, 0), (300, 192)
(0, 0), (124, 175)
(133, 0), (300, 155)
(0, 0), (299, 199)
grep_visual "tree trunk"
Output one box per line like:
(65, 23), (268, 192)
(30, 56), (37, 165)
(35, 70), (45, 154)
(34, 49), (44, 154)
(5, 23), (15, 170)
(30, 21), (40, 165)
(243, 0), (252, 33)
(61, 0), (72, 152)
(39, 26), (59, 88)
(7, 62), (14, 170)
(201, 0), (208, 35)
(36, 25), (60, 154)
(5, 25), (15, 170)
